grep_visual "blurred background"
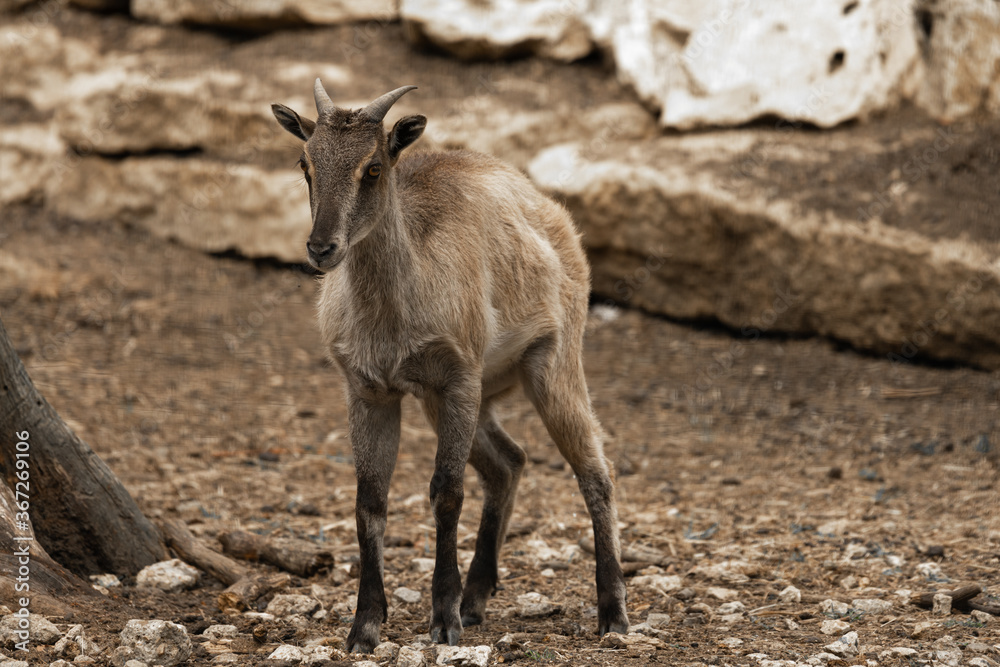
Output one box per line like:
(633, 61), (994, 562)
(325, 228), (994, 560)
(1, 0), (999, 658)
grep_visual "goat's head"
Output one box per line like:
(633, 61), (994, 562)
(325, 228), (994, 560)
(272, 80), (426, 271)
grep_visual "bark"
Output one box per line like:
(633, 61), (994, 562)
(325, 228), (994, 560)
(0, 475), (96, 615)
(218, 529), (335, 577)
(0, 315), (167, 576)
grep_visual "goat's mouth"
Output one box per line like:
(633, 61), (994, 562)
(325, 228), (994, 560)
(307, 246), (346, 272)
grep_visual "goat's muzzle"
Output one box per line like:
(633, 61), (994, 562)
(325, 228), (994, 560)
(307, 241), (340, 271)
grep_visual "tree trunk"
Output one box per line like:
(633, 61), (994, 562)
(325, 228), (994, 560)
(0, 477), (100, 614)
(0, 315), (167, 576)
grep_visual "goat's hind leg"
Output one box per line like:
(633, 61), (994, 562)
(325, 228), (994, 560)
(460, 408), (526, 627)
(521, 341), (628, 636)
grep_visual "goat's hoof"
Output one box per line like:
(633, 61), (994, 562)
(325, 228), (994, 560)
(346, 623), (380, 655)
(597, 606), (630, 637)
(430, 625), (463, 646)
(460, 612), (484, 628)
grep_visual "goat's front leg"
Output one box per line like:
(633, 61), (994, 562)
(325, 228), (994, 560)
(427, 383), (480, 645)
(345, 390), (402, 654)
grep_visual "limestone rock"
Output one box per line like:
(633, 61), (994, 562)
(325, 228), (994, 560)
(851, 599), (893, 615)
(0, 124), (65, 206)
(0, 613), (61, 646)
(266, 594), (322, 617)
(397, 646), (426, 667)
(267, 644), (306, 662)
(915, 0), (1000, 121)
(585, 0), (920, 128)
(401, 0), (592, 61)
(527, 132), (1000, 372)
(821, 619), (851, 635)
(113, 620), (192, 667)
(779, 586), (802, 603)
(132, 0), (397, 30)
(135, 559), (200, 592)
(47, 156), (311, 264)
(434, 645), (491, 667)
(515, 592), (560, 618)
(393, 587), (422, 604)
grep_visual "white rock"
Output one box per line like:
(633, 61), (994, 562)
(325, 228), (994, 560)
(268, 645), (306, 662)
(779, 586), (802, 603)
(202, 625), (238, 640)
(631, 574), (683, 593)
(242, 612), (275, 622)
(910, 620), (937, 638)
(435, 645), (491, 667)
(47, 156), (312, 265)
(393, 587), (422, 604)
(0, 124), (65, 207)
(915, 0), (1000, 121)
(821, 620), (851, 636)
(401, 0), (591, 62)
(540, 568), (556, 578)
(824, 631), (860, 658)
(934, 647), (962, 667)
(971, 610), (994, 625)
(123, 661), (148, 667)
(687, 560), (752, 584)
(968, 659), (996, 667)
(353, 661), (379, 667)
(397, 646), (426, 667)
(133, 0), (396, 28)
(266, 594), (322, 618)
(707, 587), (739, 601)
(115, 620), (192, 667)
(717, 601), (746, 615)
(818, 599), (849, 617)
(411, 558), (436, 573)
(932, 593), (952, 616)
(810, 652), (846, 663)
(135, 559), (200, 592)
(585, 0), (920, 129)
(719, 637), (743, 648)
(645, 612), (670, 629)
(0, 613), (62, 645)
(373, 642), (399, 661)
(851, 599), (893, 616)
(515, 592), (560, 618)
(212, 654), (240, 664)
(0, 661), (28, 667)
(883, 647), (918, 657)
(916, 562), (944, 579)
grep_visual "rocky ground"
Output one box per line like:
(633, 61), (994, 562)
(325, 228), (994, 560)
(1, 205), (998, 666)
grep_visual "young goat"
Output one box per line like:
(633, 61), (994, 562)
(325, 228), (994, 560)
(272, 81), (628, 652)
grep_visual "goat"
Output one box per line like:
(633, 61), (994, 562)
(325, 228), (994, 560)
(271, 80), (628, 652)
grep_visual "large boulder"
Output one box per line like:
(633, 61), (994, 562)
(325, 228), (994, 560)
(585, 0), (921, 129)
(528, 128), (1000, 371)
(132, 0), (398, 30)
(914, 0), (1000, 122)
(402, 0), (592, 61)
(47, 156), (311, 263)
(0, 124), (64, 206)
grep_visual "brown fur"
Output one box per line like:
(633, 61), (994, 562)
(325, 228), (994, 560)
(272, 86), (628, 652)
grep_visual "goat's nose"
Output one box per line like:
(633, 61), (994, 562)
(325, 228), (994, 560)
(307, 242), (336, 262)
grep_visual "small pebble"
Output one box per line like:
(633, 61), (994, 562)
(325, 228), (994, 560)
(394, 587), (422, 604)
(932, 593), (952, 616)
(779, 585), (801, 603)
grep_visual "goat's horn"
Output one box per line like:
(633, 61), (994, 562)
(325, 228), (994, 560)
(360, 85), (418, 123)
(314, 78), (334, 116)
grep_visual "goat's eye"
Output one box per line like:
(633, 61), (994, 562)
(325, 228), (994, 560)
(367, 164), (381, 179)
(298, 157), (308, 172)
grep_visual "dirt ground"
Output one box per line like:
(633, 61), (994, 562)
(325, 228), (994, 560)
(1, 202), (998, 665)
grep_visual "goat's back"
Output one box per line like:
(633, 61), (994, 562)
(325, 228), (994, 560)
(395, 150), (589, 369)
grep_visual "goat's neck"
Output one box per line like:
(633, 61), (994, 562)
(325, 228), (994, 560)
(345, 194), (414, 323)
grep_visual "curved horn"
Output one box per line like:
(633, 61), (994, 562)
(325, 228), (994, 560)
(360, 85), (418, 123)
(314, 78), (334, 116)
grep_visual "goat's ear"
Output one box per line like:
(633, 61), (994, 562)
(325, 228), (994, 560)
(271, 103), (315, 140)
(388, 114), (426, 161)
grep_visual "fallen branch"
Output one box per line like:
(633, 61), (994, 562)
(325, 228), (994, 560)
(218, 529), (334, 578)
(910, 584), (995, 613)
(160, 519), (246, 586)
(578, 538), (671, 567)
(217, 572), (292, 614)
